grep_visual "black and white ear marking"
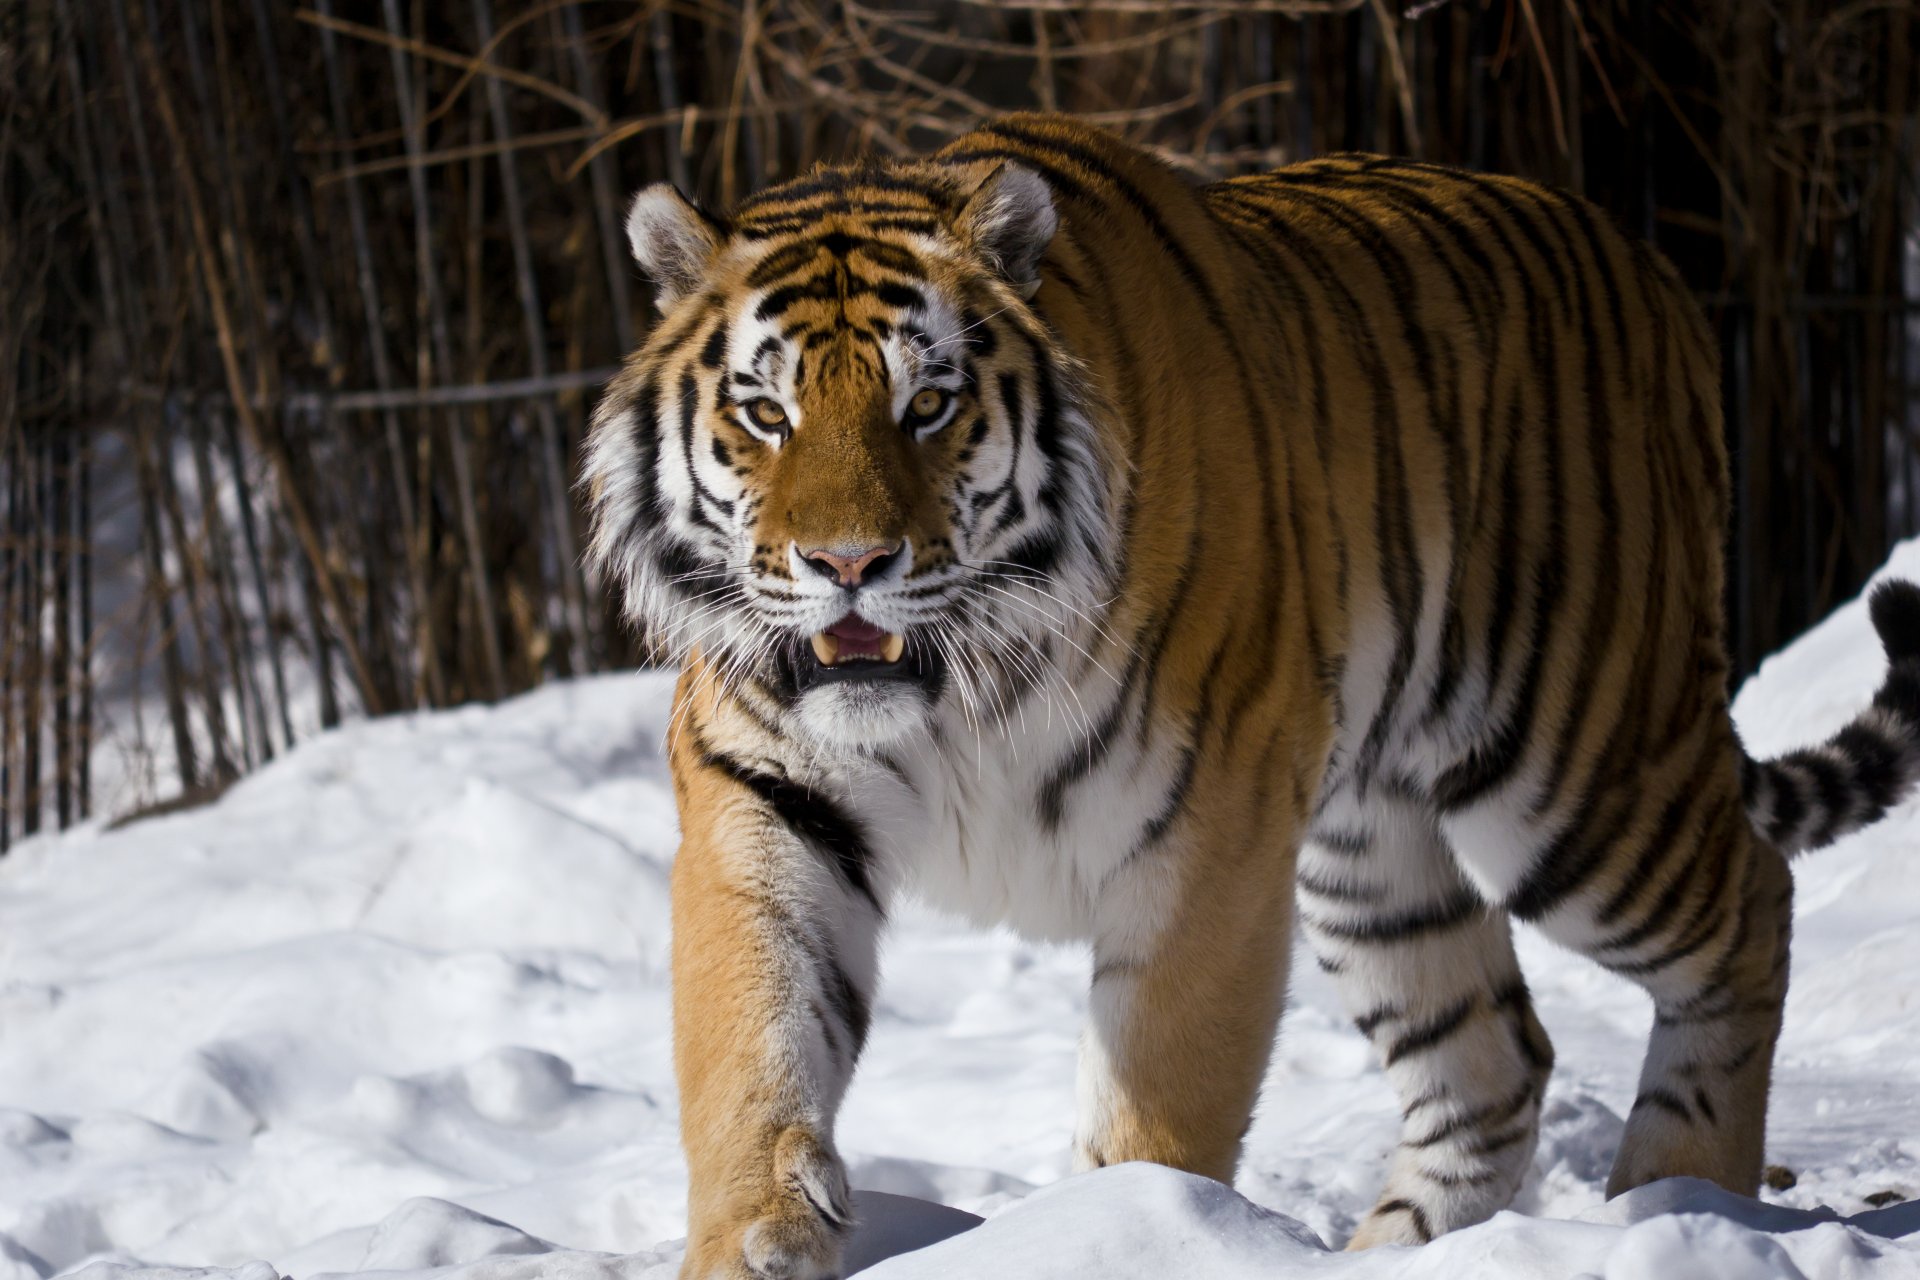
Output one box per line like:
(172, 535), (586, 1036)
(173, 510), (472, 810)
(956, 163), (1057, 300)
(625, 184), (724, 313)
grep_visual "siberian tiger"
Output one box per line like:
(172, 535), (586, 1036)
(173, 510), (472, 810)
(582, 113), (1920, 1277)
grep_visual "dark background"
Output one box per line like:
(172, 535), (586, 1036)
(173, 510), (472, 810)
(4, 0), (1916, 840)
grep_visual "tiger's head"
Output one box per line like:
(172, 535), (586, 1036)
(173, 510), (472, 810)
(583, 160), (1119, 749)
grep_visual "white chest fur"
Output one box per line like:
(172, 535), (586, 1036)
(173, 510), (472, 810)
(846, 668), (1187, 945)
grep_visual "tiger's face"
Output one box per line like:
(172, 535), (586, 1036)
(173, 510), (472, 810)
(584, 161), (1117, 749)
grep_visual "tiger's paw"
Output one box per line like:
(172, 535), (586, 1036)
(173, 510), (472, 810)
(681, 1127), (853, 1279)
(1345, 1199), (1434, 1249)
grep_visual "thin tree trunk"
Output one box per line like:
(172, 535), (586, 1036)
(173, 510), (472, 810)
(140, 26), (386, 716)
(651, 7), (692, 193)
(2, 436), (19, 853)
(222, 410), (292, 752)
(562, 0), (636, 355)
(300, 544), (343, 730)
(22, 433), (44, 837)
(189, 409), (265, 767)
(153, 405), (237, 779)
(132, 416), (202, 793)
(314, 0), (442, 707)
(471, 0), (593, 677)
(287, 414), (342, 729)
(51, 428), (73, 828)
(375, 0), (506, 700)
(76, 430), (92, 818)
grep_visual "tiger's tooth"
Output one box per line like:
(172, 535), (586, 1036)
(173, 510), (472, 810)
(881, 633), (905, 663)
(811, 633), (839, 666)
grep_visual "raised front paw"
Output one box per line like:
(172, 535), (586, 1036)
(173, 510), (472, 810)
(681, 1127), (853, 1279)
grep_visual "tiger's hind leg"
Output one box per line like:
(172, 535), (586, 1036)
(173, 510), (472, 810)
(1301, 793), (1554, 1249)
(1518, 768), (1793, 1199)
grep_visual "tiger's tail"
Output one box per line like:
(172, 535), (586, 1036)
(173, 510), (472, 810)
(1740, 579), (1920, 857)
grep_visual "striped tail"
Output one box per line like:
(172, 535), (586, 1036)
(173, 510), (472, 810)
(1740, 579), (1920, 857)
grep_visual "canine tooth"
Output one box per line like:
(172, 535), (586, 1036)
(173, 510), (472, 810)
(811, 633), (839, 666)
(881, 633), (905, 663)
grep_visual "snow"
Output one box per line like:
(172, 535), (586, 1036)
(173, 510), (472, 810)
(4, 544), (1920, 1279)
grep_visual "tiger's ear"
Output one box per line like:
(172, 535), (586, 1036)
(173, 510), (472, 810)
(625, 184), (724, 313)
(955, 163), (1056, 300)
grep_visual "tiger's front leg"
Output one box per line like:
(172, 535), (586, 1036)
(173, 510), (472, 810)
(670, 704), (885, 1279)
(1074, 833), (1298, 1181)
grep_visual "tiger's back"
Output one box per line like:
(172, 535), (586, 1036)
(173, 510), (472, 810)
(1199, 155), (1770, 1244)
(584, 115), (1920, 1276)
(1203, 157), (1744, 925)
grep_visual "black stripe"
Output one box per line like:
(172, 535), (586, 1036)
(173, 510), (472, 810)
(755, 272), (928, 323)
(1122, 654), (1222, 865)
(745, 237), (829, 288)
(1632, 1088), (1693, 1122)
(1354, 1002), (1400, 1037)
(1261, 166), (1499, 353)
(1505, 782), (1643, 921)
(1416, 1166), (1506, 1190)
(1230, 185), (1424, 788)
(1802, 750), (1856, 847)
(736, 169), (950, 213)
(699, 320), (729, 369)
(1598, 794), (1739, 955)
(1458, 175), (1575, 320)
(1834, 722), (1902, 812)
(1019, 328), (1069, 515)
(978, 120), (1226, 320)
(627, 377), (664, 523)
(1207, 217), (1326, 744)
(1000, 528), (1061, 581)
(1593, 776), (1710, 926)
(983, 371), (1028, 541)
(1432, 278), (1568, 812)
(1091, 958), (1141, 985)
(1303, 887), (1483, 943)
(983, 132), (1282, 759)
(1298, 867), (1382, 904)
(677, 372), (729, 535)
(1467, 1125), (1538, 1159)
(1601, 901), (1729, 977)
(1383, 996), (1479, 1067)
(1215, 189), (1406, 733)
(819, 943), (872, 1058)
(934, 146), (1095, 206)
(700, 749), (882, 915)
(1308, 826), (1373, 856)
(739, 215), (941, 241)
(1493, 980), (1554, 1072)
(1127, 516), (1206, 751)
(1037, 664), (1136, 830)
(1374, 1198), (1434, 1243)
(1403, 1082), (1536, 1150)
(1765, 764), (1807, 843)
(1536, 194), (1625, 812)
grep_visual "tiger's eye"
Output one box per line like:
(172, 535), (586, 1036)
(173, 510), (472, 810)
(747, 399), (788, 429)
(909, 388), (948, 419)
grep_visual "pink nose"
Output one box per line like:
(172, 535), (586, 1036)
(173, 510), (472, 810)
(804, 543), (900, 587)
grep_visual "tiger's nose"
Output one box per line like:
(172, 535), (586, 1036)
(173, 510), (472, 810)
(803, 543), (901, 588)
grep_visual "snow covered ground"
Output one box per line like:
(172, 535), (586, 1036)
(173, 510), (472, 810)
(4, 546), (1920, 1279)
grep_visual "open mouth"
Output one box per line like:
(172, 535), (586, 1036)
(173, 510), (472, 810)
(780, 612), (942, 696)
(810, 614), (906, 668)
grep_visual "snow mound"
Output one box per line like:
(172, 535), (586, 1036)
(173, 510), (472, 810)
(860, 1164), (1920, 1279)
(3, 547), (1919, 1277)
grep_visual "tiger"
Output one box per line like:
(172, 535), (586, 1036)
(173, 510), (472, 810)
(580, 113), (1920, 1277)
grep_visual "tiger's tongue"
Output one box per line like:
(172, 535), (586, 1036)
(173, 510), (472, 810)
(826, 614), (888, 658)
